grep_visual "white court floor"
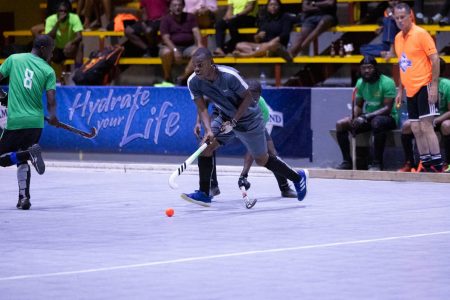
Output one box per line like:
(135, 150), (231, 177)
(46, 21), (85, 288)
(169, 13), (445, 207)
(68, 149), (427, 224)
(0, 165), (449, 300)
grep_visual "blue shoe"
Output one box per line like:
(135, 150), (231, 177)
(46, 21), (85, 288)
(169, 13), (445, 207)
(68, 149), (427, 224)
(293, 169), (308, 201)
(181, 190), (212, 207)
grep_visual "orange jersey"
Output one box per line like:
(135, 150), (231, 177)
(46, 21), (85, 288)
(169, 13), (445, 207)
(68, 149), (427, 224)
(394, 24), (437, 97)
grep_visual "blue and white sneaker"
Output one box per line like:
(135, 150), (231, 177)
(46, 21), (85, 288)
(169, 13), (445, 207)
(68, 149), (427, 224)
(181, 190), (212, 207)
(293, 169), (308, 201)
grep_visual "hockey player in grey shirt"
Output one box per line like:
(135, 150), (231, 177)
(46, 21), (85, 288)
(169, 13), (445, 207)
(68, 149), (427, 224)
(182, 47), (308, 208)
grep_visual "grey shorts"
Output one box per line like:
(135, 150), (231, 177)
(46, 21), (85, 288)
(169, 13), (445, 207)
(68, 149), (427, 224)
(212, 114), (267, 158)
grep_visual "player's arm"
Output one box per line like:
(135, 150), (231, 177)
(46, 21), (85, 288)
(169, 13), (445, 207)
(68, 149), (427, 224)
(46, 89), (59, 126)
(0, 73), (7, 107)
(429, 53), (440, 104)
(194, 97), (213, 141)
(234, 89), (254, 123)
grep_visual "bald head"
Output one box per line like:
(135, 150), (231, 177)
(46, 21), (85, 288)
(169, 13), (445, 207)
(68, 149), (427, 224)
(33, 34), (54, 50)
(32, 35), (55, 62)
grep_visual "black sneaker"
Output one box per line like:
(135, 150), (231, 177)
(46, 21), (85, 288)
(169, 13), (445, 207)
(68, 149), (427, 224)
(28, 144), (45, 175)
(17, 197), (31, 210)
(281, 187), (297, 198)
(439, 17), (449, 26)
(336, 161), (352, 170)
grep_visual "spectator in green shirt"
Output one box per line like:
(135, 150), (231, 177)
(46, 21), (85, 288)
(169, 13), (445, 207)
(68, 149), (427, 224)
(45, 0), (84, 66)
(335, 55), (398, 171)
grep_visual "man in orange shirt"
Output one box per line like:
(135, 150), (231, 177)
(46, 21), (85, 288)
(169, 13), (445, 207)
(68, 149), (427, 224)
(394, 3), (442, 172)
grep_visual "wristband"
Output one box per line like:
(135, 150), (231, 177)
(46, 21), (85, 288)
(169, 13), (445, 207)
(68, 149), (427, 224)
(231, 118), (237, 127)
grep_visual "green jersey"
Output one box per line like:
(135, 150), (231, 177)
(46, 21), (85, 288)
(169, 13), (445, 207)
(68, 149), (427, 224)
(355, 74), (398, 125)
(0, 53), (56, 130)
(438, 77), (450, 114)
(45, 13), (83, 49)
(258, 96), (270, 123)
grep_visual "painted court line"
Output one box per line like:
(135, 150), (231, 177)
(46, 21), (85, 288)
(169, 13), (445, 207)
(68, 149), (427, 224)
(1, 230), (449, 282)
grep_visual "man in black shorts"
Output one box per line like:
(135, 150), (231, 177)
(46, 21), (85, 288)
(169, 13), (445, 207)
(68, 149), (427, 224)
(394, 3), (442, 172)
(0, 35), (59, 210)
(181, 47), (308, 209)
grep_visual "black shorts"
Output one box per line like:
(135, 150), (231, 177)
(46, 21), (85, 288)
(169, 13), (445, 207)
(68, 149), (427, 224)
(407, 85), (439, 120)
(0, 128), (42, 155)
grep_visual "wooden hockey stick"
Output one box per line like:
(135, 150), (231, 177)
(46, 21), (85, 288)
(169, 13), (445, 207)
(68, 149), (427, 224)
(45, 117), (97, 139)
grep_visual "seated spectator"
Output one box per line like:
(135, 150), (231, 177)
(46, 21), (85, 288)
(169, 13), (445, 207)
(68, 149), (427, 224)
(45, 0), (84, 67)
(431, 0), (450, 26)
(159, 0), (203, 85)
(125, 0), (169, 57)
(413, 0), (428, 24)
(184, 0), (217, 29)
(289, 0), (337, 57)
(213, 0), (258, 56)
(78, 0), (111, 29)
(31, 0), (65, 38)
(360, 0), (399, 59)
(335, 56), (398, 171)
(398, 58), (450, 173)
(232, 0), (294, 61)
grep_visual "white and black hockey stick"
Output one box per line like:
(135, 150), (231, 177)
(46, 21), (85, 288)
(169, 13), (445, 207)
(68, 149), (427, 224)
(240, 186), (257, 209)
(45, 117), (97, 139)
(168, 142), (209, 189)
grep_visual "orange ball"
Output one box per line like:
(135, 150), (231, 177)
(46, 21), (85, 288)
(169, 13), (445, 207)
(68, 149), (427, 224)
(165, 208), (174, 217)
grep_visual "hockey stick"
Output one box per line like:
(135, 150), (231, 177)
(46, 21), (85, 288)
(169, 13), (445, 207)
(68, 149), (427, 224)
(168, 142), (210, 189)
(240, 186), (257, 209)
(351, 88), (357, 170)
(45, 117), (97, 139)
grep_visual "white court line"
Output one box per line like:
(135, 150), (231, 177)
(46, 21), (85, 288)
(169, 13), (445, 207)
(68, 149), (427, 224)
(1, 230), (449, 282)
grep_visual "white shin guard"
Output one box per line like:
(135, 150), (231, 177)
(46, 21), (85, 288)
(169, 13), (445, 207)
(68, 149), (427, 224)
(17, 163), (30, 199)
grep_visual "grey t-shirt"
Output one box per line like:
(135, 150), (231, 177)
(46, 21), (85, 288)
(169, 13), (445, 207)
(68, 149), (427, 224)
(187, 65), (262, 129)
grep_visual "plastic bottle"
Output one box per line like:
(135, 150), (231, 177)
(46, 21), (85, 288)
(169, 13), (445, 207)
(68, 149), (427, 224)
(338, 40), (345, 57)
(330, 42), (335, 57)
(260, 71), (267, 87)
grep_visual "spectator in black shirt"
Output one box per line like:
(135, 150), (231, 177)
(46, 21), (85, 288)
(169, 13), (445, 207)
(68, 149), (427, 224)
(232, 0), (294, 61)
(289, 0), (337, 57)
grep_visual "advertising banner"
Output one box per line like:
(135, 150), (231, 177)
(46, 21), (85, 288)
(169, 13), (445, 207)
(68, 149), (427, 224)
(40, 86), (312, 159)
